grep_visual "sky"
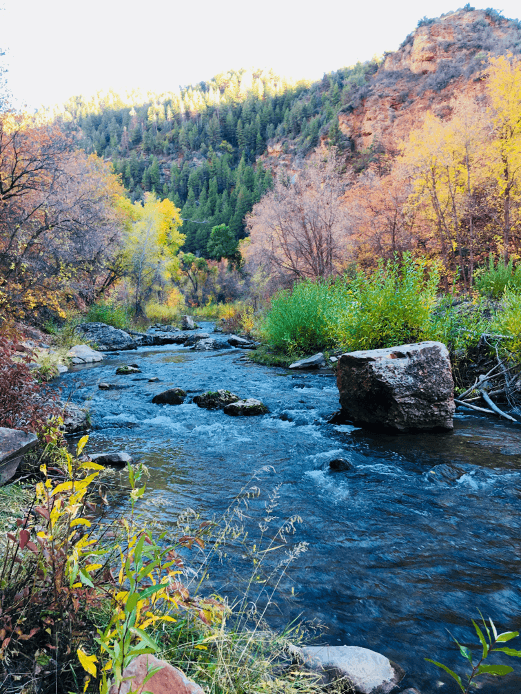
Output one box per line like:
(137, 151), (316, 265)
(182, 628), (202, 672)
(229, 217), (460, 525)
(1, 0), (521, 110)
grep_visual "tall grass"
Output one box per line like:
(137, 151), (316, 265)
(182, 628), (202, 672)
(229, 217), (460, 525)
(83, 299), (132, 330)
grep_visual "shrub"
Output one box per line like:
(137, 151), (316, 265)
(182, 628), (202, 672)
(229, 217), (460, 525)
(260, 279), (349, 356)
(84, 299), (132, 330)
(429, 296), (490, 357)
(338, 254), (440, 351)
(474, 255), (521, 299)
(0, 336), (60, 431)
(145, 300), (181, 323)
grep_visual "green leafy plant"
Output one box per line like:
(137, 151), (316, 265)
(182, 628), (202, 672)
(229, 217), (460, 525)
(490, 288), (521, 361)
(474, 255), (521, 299)
(84, 300), (133, 330)
(426, 614), (520, 693)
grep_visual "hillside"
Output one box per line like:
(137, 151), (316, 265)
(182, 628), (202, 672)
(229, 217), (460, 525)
(56, 7), (520, 258)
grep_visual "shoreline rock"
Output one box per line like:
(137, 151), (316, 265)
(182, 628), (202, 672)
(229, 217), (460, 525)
(0, 428), (38, 485)
(289, 353), (326, 370)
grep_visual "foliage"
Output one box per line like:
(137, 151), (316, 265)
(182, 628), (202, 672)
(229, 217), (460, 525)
(0, 335), (60, 431)
(260, 279), (348, 356)
(425, 613), (520, 693)
(429, 296), (491, 358)
(491, 289), (521, 360)
(0, 112), (126, 320)
(474, 255), (521, 299)
(207, 224), (241, 266)
(84, 299), (132, 329)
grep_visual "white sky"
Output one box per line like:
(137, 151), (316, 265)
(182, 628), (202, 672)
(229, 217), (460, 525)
(2, 0), (521, 110)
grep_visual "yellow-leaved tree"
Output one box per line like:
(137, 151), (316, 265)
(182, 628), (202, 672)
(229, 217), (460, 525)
(484, 53), (521, 262)
(121, 193), (185, 315)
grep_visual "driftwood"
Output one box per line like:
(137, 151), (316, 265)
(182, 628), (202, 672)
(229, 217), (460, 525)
(480, 389), (517, 422)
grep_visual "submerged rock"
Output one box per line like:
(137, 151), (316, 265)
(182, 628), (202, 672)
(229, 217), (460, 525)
(223, 398), (268, 416)
(108, 653), (204, 694)
(152, 388), (187, 405)
(0, 427), (38, 485)
(289, 353), (326, 370)
(192, 337), (231, 351)
(75, 322), (137, 351)
(193, 389), (240, 409)
(337, 341), (455, 432)
(90, 451), (133, 466)
(116, 365), (141, 375)
(329, 458), (353, 471)
(290, 644), (405, 694)
(67, 344), (104, 365)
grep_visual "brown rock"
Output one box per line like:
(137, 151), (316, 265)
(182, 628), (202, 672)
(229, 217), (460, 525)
(152, 388), (187, 405)
(336, 341), (454, 432)
(193, 389), (240, 409)
(0, 427), (38, 485)
(108, 653), (204, 694)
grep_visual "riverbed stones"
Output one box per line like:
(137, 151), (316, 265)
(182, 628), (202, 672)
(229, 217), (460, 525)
(116, 365), (141, 375)
(108, 653), (204, 694)
(181, 315), (196, 330)
(289, 353), (326, 370)
(329, 458), (353, 471)
(75, 322), (137, 351)
(0, 427), (38, 485)
(291, 644), (405, 694)
(192, 337), (231, 351)
(61, 403), (90, 435)
(67, 344), (104, 364)
(223, 398), (268, 416)
(152, 388), (187, 405)
(193, 390), (240, 409)
(90, 451), (133, 466)
(226, 334), (255, 348)
(184, 332), (210, 346)
(336, 341), (455, 432)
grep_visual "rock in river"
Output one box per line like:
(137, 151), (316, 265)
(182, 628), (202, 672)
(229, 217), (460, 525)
(336, 341), (455, 432)
(290, 644), (405, 694)
(0, 427), (38, 485)
(67, 344), (104, 364)
(183, 332), (210, 346)
(152, 388), (187, 405)
(223, 398), (268, 416)
(329, 458), (353, 471)
(90, 451), (133, 466)
(116, 365), (141, 375)
(75, 322), (137, 351)
(193, 389), (240, 409)
(61, 403), (90, 435)
(289, 353), (326, 369)
(181, 315), (197, 330)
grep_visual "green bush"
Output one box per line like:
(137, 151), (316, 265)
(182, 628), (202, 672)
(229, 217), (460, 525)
(260, 279), (349, 356)
(338, 254), (440, 351)
(474, 255), (521, 299)
(84, 300), (132, 330)
(430, 296), (491, 357)
(491, 289), (521, 361)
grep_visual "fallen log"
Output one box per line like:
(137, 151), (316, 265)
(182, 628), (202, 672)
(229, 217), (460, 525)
(480, 389), (517, 423)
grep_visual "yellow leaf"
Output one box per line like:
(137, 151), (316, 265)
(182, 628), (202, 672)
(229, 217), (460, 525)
(77, 648), (97, 677)
(51, 481), (73, 496)
(85, 563), (103, 571)
(70, 518), (92, 528)
(103, 660), (113, 671)
(79, 462), (105, 471)
(77, 435), (89, 456)
(194, 645), (208, 650)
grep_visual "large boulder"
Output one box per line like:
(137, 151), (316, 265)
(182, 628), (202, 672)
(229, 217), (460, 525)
(193, 389), (240, 409)
(336, 341), (454, 432)
(183, 332), (210, 347)
(90, 451), (133, 466)
(75, 323), (137, 351)
(227, 334), (256, 348)
(289, 353), (326, 369)
(192, 337), (231, 351)
(67, 344), (104, 365)
(291, 644), (405, 694)
(108, 653), (204, 694)
(152, 388), (187, 405)
(0, 428), (38, 485)
(223, 399), (268, 416)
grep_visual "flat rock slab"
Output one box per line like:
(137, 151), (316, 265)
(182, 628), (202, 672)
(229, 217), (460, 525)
(192, 337), (231, 351)
(152, 388), (187, 405)
(227, 334), (255, 348)
(67, 344), (104, 364)
(0, 427), (38, 485)
(90, 451), (133, 466)
(337, 341), (454, 432)
(289, 353), (326, 369)
(108, 653), (204, 694)
(224, 398), (268, 416)
(184, 332), (210, 346)
(293, 645), (405, 694)
(193, 390), (240, 409)
(75, 322), (137, 351)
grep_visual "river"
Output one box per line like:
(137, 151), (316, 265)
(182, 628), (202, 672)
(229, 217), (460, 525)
(59, 323), (521, 693)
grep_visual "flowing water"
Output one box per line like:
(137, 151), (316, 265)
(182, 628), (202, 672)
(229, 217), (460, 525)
(60, 323), (520, 693)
